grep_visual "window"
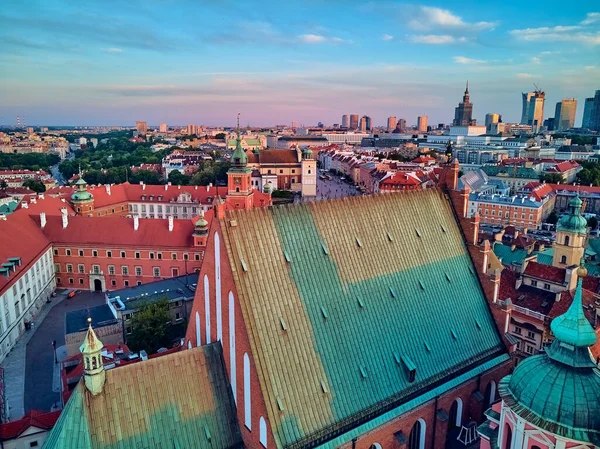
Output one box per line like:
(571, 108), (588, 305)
(108, 265), (115, 275)
(107, 251), (112, 258)
(408, 419), (426, 449)
(527, 331), (535, 339)
(157, 252), (162, 260)
(135, 267), (142, 276)
(124, 280), (129, 287)
(54, 264), (61, 273)
(564, 235), (570, 246)
(153, 267), (160, 277)
(172, 268), (179, 277)
(529, 214), (533, 220)
(68, 278), (74, 284)
(172, 253), (177, 260)
(543, 283), (550, 290)
(560, 255), (567, 264)
(149, 252), (155, 259)
(175, 312), (182, 320)
(183, 253), (189, 261)
(279, 169), (283, 174)
(120, 251), (126, 258)
(66, 249), (71, 256)
(531, 280), (538, 287)
(56, 277), (61, 284)
(135, 252), (140, 259)
(291, 169), (295, 174)
(514, 326), (522, 335)
(122, 266), (129, 275)
(92, 250), (98, 257)
(78, 264), (85, 274)
(53, 249), (58, 256)
(111, 279), (116, 286)
(525, 345), (534, 354)
(79, 278), (84, 285)
(79, 249), (84, 257)
(29, 441), (39, 447)
(259, 417), (267, 447)
(244, 353), (251, 429)
(126, 326), (132, 335)
(195, 253), (201, 261)
(66, 264), (73, 273)
(137, 281), (142, 286)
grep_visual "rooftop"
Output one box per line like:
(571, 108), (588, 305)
(66, 305), (118, 335)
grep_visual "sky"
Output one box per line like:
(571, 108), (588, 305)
(0, 0), (599, 127)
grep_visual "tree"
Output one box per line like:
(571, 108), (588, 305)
(22, 178), (46, 193)
(546, 211), (559, 225)
(540, 173), (564, 184)
(167, 170), (190, 186)
(0, 180), (7, 189)
(588, 216), (598, 230)
(215, 133), (226, 140)
(127, 299), (171, 354)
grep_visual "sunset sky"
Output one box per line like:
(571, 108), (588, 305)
(1, 0), (599, 127)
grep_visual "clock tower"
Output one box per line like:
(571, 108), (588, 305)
(226, 114), (254, 209)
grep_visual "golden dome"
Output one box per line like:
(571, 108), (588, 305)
(577, 265), (588, 278)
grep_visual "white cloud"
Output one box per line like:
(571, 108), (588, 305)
(382, 34), (394, 41)
(516, 73), (539, 79)
(511, 22), (600, 45)
(581, 12), (600, 25)
(531, 56), (541, 64)
(106, 47), (123, 53)
(453, 56), (485, 64)
(410, 35), (468, 44)
(298, 34), (349, 44)
(407, 6), (497, 32)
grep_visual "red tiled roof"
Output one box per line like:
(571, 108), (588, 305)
(38, 213), (209, 248)
(380, 172), (421, 186)
(499, 269), (556, 316)
(0, 410), (61, 440)
(549, 288), (599, 321)
(550, 184), (600, 194)
(550, 161), (580, 173)
(255, 149), (300, 164)
(523, 261), (566, 283)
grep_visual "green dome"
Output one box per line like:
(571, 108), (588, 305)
(558, 195), (587, 233)
(71, 191), (93, 201)
(195, 217), (208, 228)
(500, 356), (600, 445)
(302, 147), (313, 159)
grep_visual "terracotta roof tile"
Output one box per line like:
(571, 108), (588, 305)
(0, 410), (61, 440)
(523, 261), (566, 283)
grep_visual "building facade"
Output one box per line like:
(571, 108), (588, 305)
(521, 91), (545, 132)
(417, 115), (428, 132)
(453, 82), (475, 126)
(554, 98), (577, 131)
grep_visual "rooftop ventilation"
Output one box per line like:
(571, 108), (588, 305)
(415, 229), (421, 238)
(240, 259), (248, 272)
(355, 237), (362, 248)
(475, 320), (482, 330)
(320, 380), (329, 394)
(321, 242), (329, 255)
(424, 342), (432, 352)
(359, 366), (368, 378)
(401, 355), (417, 382)
(280, 317), (287, 331)
(357, 296), (365, 308)
(283, 250), (291, 263)
(204, 425), (211, 441)
(386, 232), (393, 242)
(276, 397), (284, 411)
(441, 225), (446, 233)
(389, 287), (397, 298)
(320, 306), (328, 319)
(418, 280), (425, 290)
(451, 329), (458, 340)
(445, 273), (451, 283)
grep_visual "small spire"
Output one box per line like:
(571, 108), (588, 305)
(465, 80), (469, 93)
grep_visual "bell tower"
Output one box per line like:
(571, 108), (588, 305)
(71, 168), (94, 215)
(553, 195), (587, 267)
(226, 113), (253, 209)
(80, 317), (106, 395)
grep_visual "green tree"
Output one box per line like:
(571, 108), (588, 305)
(22, 178), (46, 193)
(588, 216), (598, 230)
(127, 299), (171, 354)
(546, 211), (559, 225)
(0, 180), (7, 189)
(167, 170), (190, 186)
(540, 172), (564, 184)
(215, 133), (226, 140)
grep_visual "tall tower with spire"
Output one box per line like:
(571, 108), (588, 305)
(552, 194), (587, 267)
(479, 265), (600, 449)
(226, 113), (254, 209)
(80, 318), (106, 396)
(453, 81), (475, 126)
(71, 168), (94, 215)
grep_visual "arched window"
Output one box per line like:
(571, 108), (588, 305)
(408, 418), (426, 449)
(449, 398), (463, 428)
(259, 417), (267, 447)
(204, 274), (211, 344)
(244, 353), (251, 429)
(485, 380), (496, 408)
(92, 357), (97, 369)
(564, 235), (570, 246)
(504, 424), (512, 449)
(187, 340), (192, 349)
(85, 357), (90, 370)
(560, 255), (567, 264)
(370, 444), (382, 449)
(229, 291), (237, 403)
(215, 232), (222, 341)
(195, 311), (201, 347)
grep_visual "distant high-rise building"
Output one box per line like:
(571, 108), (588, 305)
(521, 90), (545, 132)
(341, 115), (349, 128)
(291, 121), (298, 129)
(589, 90), (600, 132)
(453, 81), (475, 126)
(361, 115), (372, 131)
(397, 119), (407, 132)
(417, 116), (428, 132)
(582, 97), (595, 129)
(485, 113), (500, 127)
(387, 116), (397, 132)
(187, 124), (199, 135)
(359, 117), (367, 132)
(349, 114), (359, 130)
(554, 99), (577, 131)
(26, 127), (34, 134)
(159, 123), (168, 133)
(136, 121), (147, 135)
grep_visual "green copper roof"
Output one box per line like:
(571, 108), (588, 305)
(74, 177), (87, 186)
(558, 194), (587, 233)
(71, 191), (93, 201)
(230, 131), (248, 167)
(500, 270), (600, 445)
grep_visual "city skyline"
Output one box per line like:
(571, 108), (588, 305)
(1, 0), (599, 126)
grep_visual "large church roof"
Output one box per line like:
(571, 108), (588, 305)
(220, 189), (506, 448)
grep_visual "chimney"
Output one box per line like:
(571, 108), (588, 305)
(215, 198), (226, 220)
(178, 185), (181, 190)
(168, 182), (172, 187)
(481, 240), (490, 274)
(105, 184), (111, 195)
(133, 215), (139, 231)
(140, 181), (145, 191)
(471, 212), (480, 245)
(30, 197), (37, 204)
(491, 269), (501, 303)
(194, 185), (198, 190)
(21, 201), (28, 209)
(168, 215), (174, 232)
(61, 208), (68, 229)
(165, 184), (168, 191)
(40, 212), (46, 228)
(38, 193), (44, 199)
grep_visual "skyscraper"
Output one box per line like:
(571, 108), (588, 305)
(582, 97), (595, 129)
(135, 121), (147, 135)
(521, 89), (545, 132)
(291, 121), (298, 129)
(587, 90), (600, 132)
(187, 124), (199, 135)
(452, 81), (474, 126)
(349, 114), (359, 130)
(341, 115), (349, 128)
(485, 113), (500, 127)
(359, 117), (367, 132)
(397, 119), (407, 132)
(361, 115), (372, 131)
(417, 116), (428, 132)
(554, 99), (577, 131)
(387, 116), (397, 132)
(159, 123), (168, 133)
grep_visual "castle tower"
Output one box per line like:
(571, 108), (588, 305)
(301, 147), (317, 197)
(79, 318), (106, 396)
(193, 211), (209, 247)
(71, 172), (94, 215)
(226, 114), (253, 209)
(552, 195), (587, 267)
